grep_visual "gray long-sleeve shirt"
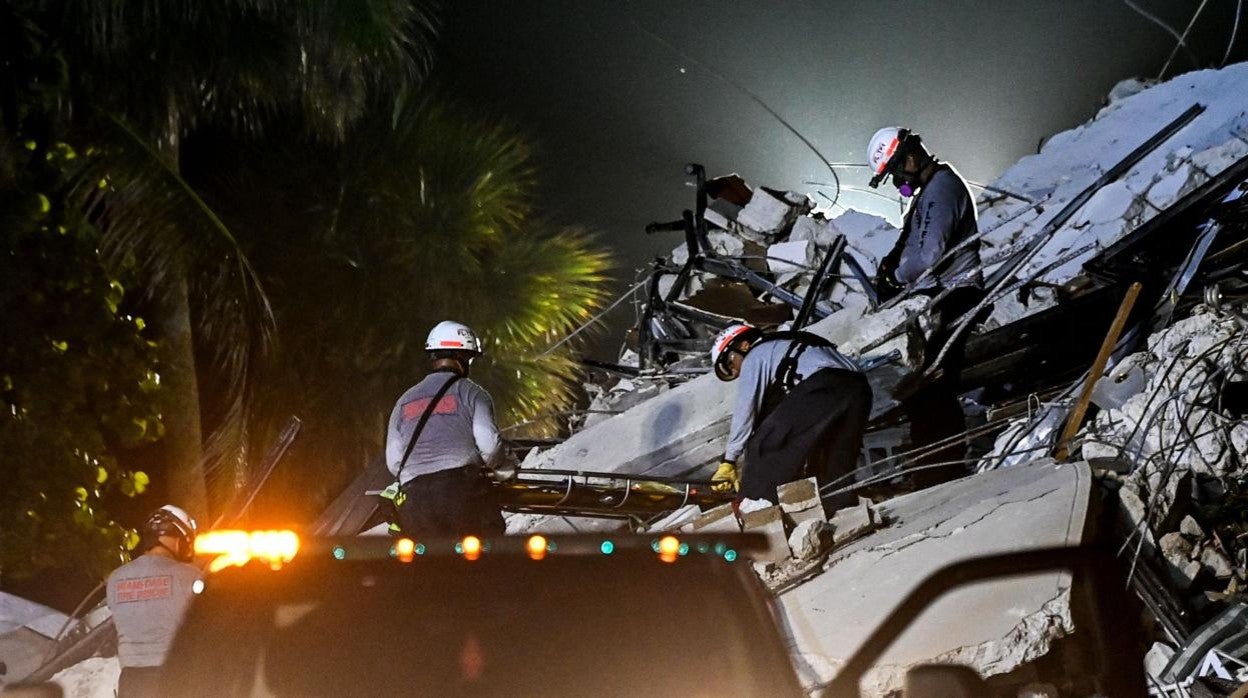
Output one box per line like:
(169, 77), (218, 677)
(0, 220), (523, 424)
(724, 338), (860, 463)
(386, 371), (503, 484)
(895, 166), (983, 291)
(106, 553), (202, 668)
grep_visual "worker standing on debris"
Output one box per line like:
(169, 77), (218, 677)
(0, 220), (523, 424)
(710, 324), (871, 506)
(106, 505), (201, 697)
(385, 320), (506, 535)
(867, 127), (989, 485)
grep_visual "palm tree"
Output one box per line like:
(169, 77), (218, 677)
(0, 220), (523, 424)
(10, 0), (440, 518)
(187, 97), (611, 519)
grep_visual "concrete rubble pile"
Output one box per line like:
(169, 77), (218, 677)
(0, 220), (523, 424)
(518, 64), (1248, 695)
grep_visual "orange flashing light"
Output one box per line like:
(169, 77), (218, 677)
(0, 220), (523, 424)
(461, 535), (483, 561)
(526, 535), (548, 561)
(195, 530), (300, 573)
(658, 535), (680, 563)
(395, 537), (416, 563)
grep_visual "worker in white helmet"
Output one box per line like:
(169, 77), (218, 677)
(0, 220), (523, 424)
(867, 127), (991, 486)
(708, 323), (870, 507)
(106, 504), (202, 697)
(384, 321), (505, 535)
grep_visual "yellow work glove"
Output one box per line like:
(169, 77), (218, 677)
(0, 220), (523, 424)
(711, 461), (739, 493)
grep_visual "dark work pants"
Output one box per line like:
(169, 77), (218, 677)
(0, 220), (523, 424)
(397, 465), (505, 536)
(741, 368), (873, 507)
(906, 286), (991, 487)
(118, 666), (163, 697)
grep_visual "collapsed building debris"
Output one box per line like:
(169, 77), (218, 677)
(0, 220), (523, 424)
(510, 64), (1248, 694)
(26, 62), (1248, 698)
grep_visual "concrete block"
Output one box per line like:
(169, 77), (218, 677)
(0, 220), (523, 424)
(741, 504), (790, 564)
(778, 477), (827, 528)
(830, 498), (875, 546)
(690, 503), (740, 534)
(737, 187), (793, 235)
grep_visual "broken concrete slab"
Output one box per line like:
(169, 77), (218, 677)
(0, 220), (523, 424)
(776, 460), (1092, 696)
(829, 498), (875, 546)
(689, 503), (740, 534)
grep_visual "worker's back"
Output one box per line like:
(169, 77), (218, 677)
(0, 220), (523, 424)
(106, 553), (201, 669)
(385, 371), (500, 484)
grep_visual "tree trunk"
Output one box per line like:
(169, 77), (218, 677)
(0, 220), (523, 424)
(153, 111), (209, 521)
(152, 273), (209, 520)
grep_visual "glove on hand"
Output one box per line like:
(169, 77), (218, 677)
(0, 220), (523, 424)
(711, 461), (739, 493)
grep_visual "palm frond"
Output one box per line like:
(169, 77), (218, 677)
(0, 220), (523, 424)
(67, 114), (275, 490)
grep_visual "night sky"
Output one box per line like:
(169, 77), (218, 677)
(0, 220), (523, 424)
(438, 1), (1243, 354)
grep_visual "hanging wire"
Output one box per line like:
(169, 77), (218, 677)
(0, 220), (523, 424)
(539, 277), (650, 356)
(1158, 0), (1213, 80)
(629, 19), (843, 209)
(1224, 0), (1245, 67)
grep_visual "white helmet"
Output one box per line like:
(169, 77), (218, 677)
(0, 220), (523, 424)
(142, 504), (198, 561)
(867, 127), (904, 177)
(710, 324), (762, 381)
(425, 320), (483, 355)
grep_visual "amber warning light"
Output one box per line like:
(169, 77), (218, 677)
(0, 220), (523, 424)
(195, 530), (300, 573)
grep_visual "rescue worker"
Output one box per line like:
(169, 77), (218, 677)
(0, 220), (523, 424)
(867, 127), (990, 485)
(385, 320), (505, 535)
(709, 324), (871, 507)
(106, 504), (201, 698)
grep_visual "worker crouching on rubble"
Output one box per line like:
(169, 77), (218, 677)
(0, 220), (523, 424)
(709, 324), (871, 508)
(867, 127), (991, 486)
(385, 320), (506, 536)
(106, 505), (202, 698)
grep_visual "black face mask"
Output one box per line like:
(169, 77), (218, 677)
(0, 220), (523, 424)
(892, 170), (921, 198)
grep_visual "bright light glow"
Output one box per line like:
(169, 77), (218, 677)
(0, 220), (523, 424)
(461, 535), (482, 561)
(658, 535), (680, 563)
(600, 540), (615, 555)
(724, 549), (738, 562)
(526, 535), (548, 560)
(191, 579), (205, 595)
(395, 538), (416, 563)
(195, 529), (300, 572)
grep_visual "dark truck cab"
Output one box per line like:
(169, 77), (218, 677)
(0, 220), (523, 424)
(160, 533), (804, 697)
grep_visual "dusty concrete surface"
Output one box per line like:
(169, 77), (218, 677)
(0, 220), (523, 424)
(775, 459), (1091, 696)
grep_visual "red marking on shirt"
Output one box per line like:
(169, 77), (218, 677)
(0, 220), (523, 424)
(402, 395), (459, 422)
(114, 575), (172, 603)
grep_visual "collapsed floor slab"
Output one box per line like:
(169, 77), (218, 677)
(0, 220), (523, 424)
(776, 459), (1092, 696)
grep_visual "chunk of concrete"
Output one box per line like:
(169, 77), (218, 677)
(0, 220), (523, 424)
(1201, 546), (1235, 579)
(741, 504), (790, 564)
(778, 460), (1092, 696)
(778, 477), (826, 527)
(737, 187), (795, 235)
(788, 519), (833, 561)
(1180, 515), (1203, 539)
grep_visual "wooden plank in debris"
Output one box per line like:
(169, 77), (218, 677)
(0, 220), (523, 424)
(1054, 282), (1143, 461)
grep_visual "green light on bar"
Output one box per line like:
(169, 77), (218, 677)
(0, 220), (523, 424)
(601, 540), (615, 555)
(332, 546), (346, 560)
(724, 549), (738, 562)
